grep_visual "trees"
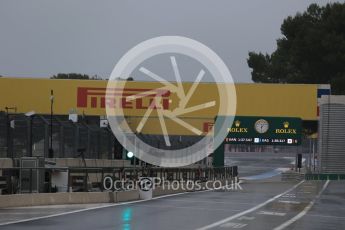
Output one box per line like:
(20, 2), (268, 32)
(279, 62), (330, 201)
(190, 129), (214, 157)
(115, 77), (134, 81)
(50, 73), (106, 80)
(50, 73), (134, 81)
(247, 3), (345, 94)
(50, 73), (91, 80)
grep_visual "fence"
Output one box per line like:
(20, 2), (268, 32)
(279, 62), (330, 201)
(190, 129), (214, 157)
(0, 112), (319, 167)
(305, 173), (345, 180)
(0, 113), (213, 162)
(0, 113), (210, 160)
(0, 112), (118, 159)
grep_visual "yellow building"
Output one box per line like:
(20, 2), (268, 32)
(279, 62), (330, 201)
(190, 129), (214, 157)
(0, 78), (318, 135)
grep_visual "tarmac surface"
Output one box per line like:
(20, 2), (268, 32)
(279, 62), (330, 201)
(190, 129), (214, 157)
(0, 152), (344, 230)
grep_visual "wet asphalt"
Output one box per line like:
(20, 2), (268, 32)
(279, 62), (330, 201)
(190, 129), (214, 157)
(0, 152), (344, 230)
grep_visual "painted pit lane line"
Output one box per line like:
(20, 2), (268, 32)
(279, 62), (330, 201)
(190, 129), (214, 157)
(1, 184), (249, 227)
(0, 179), (307, 229)
(306, 213), (345, 220)
(128, 203), (244, 212)
(273, 180), (330, 230)
(195, 180), (305, 230)
(0, 190), (212, 226)
(196, 180), (330, 230)
(161, 199), (258, 206)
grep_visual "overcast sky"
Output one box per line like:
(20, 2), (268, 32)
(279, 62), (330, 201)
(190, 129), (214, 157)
(0, 0), (342, 82)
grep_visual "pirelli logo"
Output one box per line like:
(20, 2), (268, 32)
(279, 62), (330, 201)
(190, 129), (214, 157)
(77, 87), (171, 110)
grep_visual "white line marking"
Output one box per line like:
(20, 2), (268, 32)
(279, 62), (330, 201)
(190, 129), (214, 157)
(220, 222), (247, 229)
(196, 180), (305, 230)
(166, 199), (256, 206)
(131, 203), (242, 212)
(258, 211), (286, 216)
(0, 190), (206, 226)
(237, 216), (255, 221)
(281, 194), (296, 198)
(278, 200), (301, 204)
(3, 203), (112, 210)
(307, 213), (345, 220)
(0, 212), (59, 215)
(303, 185), (315, 188)
(273, 180), (330, 230)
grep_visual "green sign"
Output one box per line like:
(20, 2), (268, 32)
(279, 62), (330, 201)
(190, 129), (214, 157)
(212, 116), (302, 167)
(219, 116), (302, 146)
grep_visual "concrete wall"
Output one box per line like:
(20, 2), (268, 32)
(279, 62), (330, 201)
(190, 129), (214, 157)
(0, 190), (140, 208)
(117, 190), (140, 202)
(0, 192), (112, 208)
(0, 179), (233, 208)
(0, 186), (179, 208)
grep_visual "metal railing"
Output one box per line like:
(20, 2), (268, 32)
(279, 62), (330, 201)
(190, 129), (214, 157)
(305, 173), (345, 180)
(0, 113), (213, 161)
(0, 113), (118, 159)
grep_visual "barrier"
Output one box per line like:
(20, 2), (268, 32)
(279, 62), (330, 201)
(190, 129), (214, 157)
(305, 173), (345, 180)
(0, 166), (236, 194)
(0, 180), (235, 208)
(117, 190), (140, 202)
(0, 166), (237, 208)
(0, 192), (112, 208)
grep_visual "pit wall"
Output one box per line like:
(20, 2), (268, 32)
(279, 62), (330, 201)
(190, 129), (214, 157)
(0, 180), (231, 208)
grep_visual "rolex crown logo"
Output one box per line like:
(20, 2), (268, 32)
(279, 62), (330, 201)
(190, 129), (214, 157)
(235, 120), (241, 127)
(283, 121), (289, 129)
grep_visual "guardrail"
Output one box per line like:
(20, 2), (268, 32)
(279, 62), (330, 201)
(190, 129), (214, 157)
(0, 166), (238, 194)
(305, 173), (345, 180)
